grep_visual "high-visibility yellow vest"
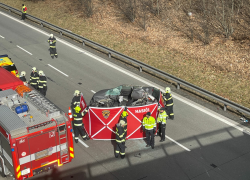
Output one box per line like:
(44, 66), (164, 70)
(157, 111), (168, 124)
(22, 6), (27, 13)
(143, 116), (156, 130)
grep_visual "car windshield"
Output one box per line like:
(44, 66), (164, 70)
(105, 85), (122, 96)
(2, 64), (17, 72)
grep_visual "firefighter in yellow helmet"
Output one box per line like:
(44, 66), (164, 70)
(48, 34), (58, 59)
(71, 90), (81, 114)
(73, 106), (89, 143)
(119, 108), (128, 148)
(115, 120), (126, 159)
(163, 87), (174, 120)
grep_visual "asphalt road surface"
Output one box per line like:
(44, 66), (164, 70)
(0, 10), (250, 180)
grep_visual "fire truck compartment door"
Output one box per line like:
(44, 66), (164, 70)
(28, 130), (57, 168)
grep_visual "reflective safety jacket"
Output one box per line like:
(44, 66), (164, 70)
(116, 124), (125, 143)
(73, 109), (88, 126)
(29, 71), (39, 85)
(22, 5), (27, 13)
(157, 111), (168, 124)
(38, 76), (47, 89)
(143, 116), (156, 130)
(163, 93), (174, 106)
(71, 96), (81, 109)
(48, 37), (57, 48)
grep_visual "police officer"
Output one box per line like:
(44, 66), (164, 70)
(38, 70), (47, 96)
(71, 90), (81, 114)
(115, 120), (126, 159)
(21, 4), (27, 20)
(157, 107), (168, 142)
(73, 106), (88, 143)
(48, 34), (58, 59)
(19, 71), (27, 82)
(143, 112), (156, 149)
(29, 67), (39, 90)
(163, 87), (174, 120)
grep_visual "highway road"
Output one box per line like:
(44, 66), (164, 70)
(1, 10), (250, 180)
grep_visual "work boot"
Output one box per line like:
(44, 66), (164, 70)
(160, 140), (164, 142)
(146, 145), (150, 147)
(115, 155), (119, 158)
(75, 139), (78, 143)
(51, 56), (54, 59)
(121, 155), (125, 159)
(151, 146), (154, 149)
(55, 55), (58, 58)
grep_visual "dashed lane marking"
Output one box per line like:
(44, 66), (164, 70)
(0, 35), (4, 38)
(91, 90), (96, 93)
(17, 45), (32, 55)
(48, 64), (69, 77)
(165, 135), (191, 151)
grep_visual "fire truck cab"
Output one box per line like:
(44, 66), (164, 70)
(0, 88), (74, 180)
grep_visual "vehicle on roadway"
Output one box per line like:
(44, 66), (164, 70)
(83, 85), (165, 140)
(0, 54), (19, 77)
(0, 72), (74, 180)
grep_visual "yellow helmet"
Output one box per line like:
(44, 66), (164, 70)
(74, 90), (80, 96)
(75, 106), (81, 113)
(165, 87), (171, 93)
(121, 111), (128, 117)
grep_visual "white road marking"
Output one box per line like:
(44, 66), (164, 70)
(0, 35), (4, 38)
(165, 135), (191, 151)
(72, 134), (89, 148)
(48, 64), (69, 77)
(17, 45), (32, 55)
(1, 12), (248, 150)
(91, 90), (96, 93)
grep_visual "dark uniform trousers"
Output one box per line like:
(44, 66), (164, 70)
(115, 143), (125, 158)
(73, 125), (86, 141)
(158, 123), (166, 141)
(50, 48), (57, 58)
(30, 71), (39, 90)
(146, 129), (155, 147)
(115, 126), (125, 159)
(166, 106), (174, 120)
(164, 93), (174, 120)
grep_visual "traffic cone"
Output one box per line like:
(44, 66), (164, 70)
(68, 107), (73, 121)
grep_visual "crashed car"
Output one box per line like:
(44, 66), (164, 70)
(84, 85), (165, 140)
(89, 85), (162, 107)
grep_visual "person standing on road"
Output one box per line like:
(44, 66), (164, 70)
(48, 34), (58, 59)
(38, 70), (47, 96)
(115, 121), (126, 159)
(143, 112), (156, 149)
(157, 107), (168, 142)
(19, 71), (27, 82)
(21, 4), (27, 20)
(73, 106), (88, 143)
(163, 87), (174, 120)
(120, 109), (128, 141)
(71, 90), (81, 114)
(29, 67), (39, 90)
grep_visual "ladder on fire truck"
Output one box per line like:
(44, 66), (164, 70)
(24, 90), (69, 163)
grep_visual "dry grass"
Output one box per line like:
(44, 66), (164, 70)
(2, 0), (250, 108)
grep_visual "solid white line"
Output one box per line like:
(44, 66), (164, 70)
(165, 135), (191, 151)
(1, 11), (246, 134)
(72, 134), (89, 148)
(91, 90), (96, 93)
(17, 45), (32, 55)
(48, 64), (69, 77)
(0, 35), (4, 38)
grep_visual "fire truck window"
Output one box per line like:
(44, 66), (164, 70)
(59, 125), (65, 131)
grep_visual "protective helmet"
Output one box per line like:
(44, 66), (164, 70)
(146, 112), (151, 116)
(20, 71), (26, 76)
(121, 111), (128, 117)
(74, 90), (80, 96)
(32, 67), (36, 71)
(50, 34), (54, 38)
(75, 106), (81, 113)
(165, 87), (171, 93)
(160, 107), (165, 111)
(38, 70), (44, 76)
(119, 120), (125, 126)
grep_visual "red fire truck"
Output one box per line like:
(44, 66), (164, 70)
(0, 87), (74, 180)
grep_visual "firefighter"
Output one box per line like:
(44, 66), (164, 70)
(163, 87), (174, 120)
(115, 120), (126, 159)
(29, 67), (39, 90)
(71, 90), (81, 114)
(157, 107), (168, 142)
(120, 109), (128, 140)
(143, 112), (156, 149)
(21, 4), (27, 20)
(48, 34), (58, 59)
(73, 106), (88, 143)
(19, 71), (27, 82)
(38, 70), (47, 96)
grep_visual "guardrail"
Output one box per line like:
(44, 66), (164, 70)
(1, 2), (250, 116)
